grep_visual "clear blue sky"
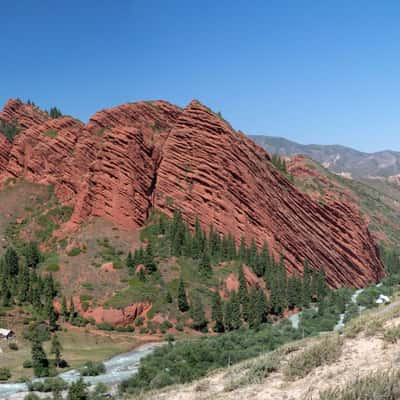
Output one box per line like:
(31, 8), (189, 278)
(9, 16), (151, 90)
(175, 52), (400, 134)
(1, 1), (400, 152)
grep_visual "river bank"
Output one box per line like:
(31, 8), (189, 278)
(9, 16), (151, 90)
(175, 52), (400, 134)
(0, 341), (163, 399)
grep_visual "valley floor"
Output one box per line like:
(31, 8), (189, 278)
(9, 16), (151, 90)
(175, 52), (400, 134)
(136, 299), (400, 400)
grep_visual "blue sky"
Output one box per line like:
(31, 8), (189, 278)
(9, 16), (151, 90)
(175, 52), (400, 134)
(1, 1), (400, 152)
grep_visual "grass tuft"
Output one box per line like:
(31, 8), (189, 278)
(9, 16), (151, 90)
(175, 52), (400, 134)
(317, 369), (400, 400)
(285, 335), (343, 380)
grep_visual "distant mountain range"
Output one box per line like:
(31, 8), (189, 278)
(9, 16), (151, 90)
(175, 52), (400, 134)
(250, 135), (400, 178)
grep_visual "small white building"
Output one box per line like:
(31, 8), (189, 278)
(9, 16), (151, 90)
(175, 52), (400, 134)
(376, 294), (390, 305)
(0, 329), (14, 340)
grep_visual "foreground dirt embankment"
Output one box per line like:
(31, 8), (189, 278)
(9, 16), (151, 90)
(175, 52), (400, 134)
(138, 300), (400, 400)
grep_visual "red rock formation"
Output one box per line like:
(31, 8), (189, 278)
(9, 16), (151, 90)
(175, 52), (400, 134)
(55, 297), (152, 326)
(66, 101), (183, 229)
(0, 133), (11, 172)
(4, 116), (84, 186)
(0, 98), (385, 288)
(154, 100), (384, 288)
(82, 126), (156, 228)
(0, 98), (49, 129)
(81, 302), (151, 326)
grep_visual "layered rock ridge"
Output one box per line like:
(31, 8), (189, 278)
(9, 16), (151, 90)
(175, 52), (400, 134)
(0, 98), (384, 287)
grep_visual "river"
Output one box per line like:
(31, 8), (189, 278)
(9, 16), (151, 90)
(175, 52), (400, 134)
(0, 342), (162, 399)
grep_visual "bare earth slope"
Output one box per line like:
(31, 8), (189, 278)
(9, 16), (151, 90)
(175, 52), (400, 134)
(138, 300), (400, 400)
(288, 155), (400, 248)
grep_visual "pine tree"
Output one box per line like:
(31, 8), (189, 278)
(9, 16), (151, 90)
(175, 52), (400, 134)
(269, 258), (287, 316)
(238, 266), (248, 321)
(49, 107), (62, 119)
(47, 300), (58, 330)
(67, 378), (89, 400)
(126, 252), (135, 274)
(165, 290), (173, 303)
(209, 224), (219, 258)
(190, 295), (207, 331)
(211, 291), (224, 332)
(24, 241), (40, 269)
(239, 236), (247, 262)
(253, 253), (264, 277)
(199, 251), (212, 277)
(4, 247), (19, 276)
(248, 239), (258, 267)
(277, 257), (288, 311)
(171, 210), (185, 256)
(44, 274), (57, 299)
(255, 288), (268, 325)
(31, 339), (49, 377)
(192, 216), (203, 259)
(260, 242), (271, 278)
(302, 260), (312, 307)
(287, 276), (302, 309)
(316, 267), (327, 300)
(32, 286), (41, 310)
(50, 334), (63, 368)
(224, 291), (241, 331)
(247, 288), (258, 328)
(227, 234), (237, 260)
(2, 286), (11, 307)
(69, 298), (76, 323)
(17, 264), (30, 303)
(144, 242), (157, 273)
(223, 297), (233, 331)
(137, 267), (146, 282)
(177, 278), (189, 312)
(61, 296), (69, 321)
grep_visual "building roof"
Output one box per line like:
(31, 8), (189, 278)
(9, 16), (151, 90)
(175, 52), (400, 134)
(0, 329), (12, 336)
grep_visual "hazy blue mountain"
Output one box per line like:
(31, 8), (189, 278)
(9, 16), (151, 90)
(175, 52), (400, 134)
(250, 135), (400, 178)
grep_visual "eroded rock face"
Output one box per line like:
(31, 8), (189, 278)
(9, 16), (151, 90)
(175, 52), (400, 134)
(0, 99), (49, 129)
(0, 134), (11, 172)
(154, 101), (384, 288)
(82, 126), (156, 228)
(54, 297), (151, 326)
(4, 116), (84, 186)
(0, 98), (384, 288)
(81, 302), (152, 326)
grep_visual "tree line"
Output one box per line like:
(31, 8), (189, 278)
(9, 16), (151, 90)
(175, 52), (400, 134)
(126, 211), (329, 332)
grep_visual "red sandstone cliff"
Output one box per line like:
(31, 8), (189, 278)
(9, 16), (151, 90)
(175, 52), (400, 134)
(0, 98), (385, 288)
(154, 101), (383, 288)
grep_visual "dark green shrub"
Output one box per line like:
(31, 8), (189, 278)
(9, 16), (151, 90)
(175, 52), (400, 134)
(96, 322), (114, 331)
(23, 322), (50, 342)
(120, 320), (300, 394)
(23, 359), (33, 368)
(67, 247), (81, 257)
(115, 326), (134, 332)
(70, 316), (89, 327)
(24, 394), (40, 400)
(135, 316), (144, 326)
(0, 120), (21, 142)
(28, 377), (68, 392)
(0, 367), (11, 381)
(80, 361), (106, 376)
(160, 320), (173, 333)
(8, 342), (18, 351)
(43, 129), (58, 139)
